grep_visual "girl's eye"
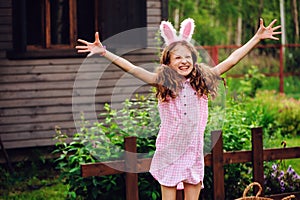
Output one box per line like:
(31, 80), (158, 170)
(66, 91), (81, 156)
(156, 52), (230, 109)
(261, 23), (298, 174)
(176, 56), (181, 59)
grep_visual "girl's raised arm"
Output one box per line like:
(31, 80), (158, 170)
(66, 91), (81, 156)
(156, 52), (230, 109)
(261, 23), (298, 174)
(212, 18), (281, 76)
(76, 32), (157, 85)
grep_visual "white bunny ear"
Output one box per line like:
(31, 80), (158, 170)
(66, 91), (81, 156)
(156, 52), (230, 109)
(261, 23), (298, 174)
(179, 18), (195, 42)
(160, 21), (178, 45)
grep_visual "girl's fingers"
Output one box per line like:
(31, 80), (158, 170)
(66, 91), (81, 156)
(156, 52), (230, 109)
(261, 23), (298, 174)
(272, 25), (281, 31)
(259, 18), (264, 27)
(271, 36), (279, 40)
(95, 32), (101, 44)
(77, 49), (91, 53)
(75, 45), (88, 49)
(77, 39), (88, 44)
(267, 19), (277, 28)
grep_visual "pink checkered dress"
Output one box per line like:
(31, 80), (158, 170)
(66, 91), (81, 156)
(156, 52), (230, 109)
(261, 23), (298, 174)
(149, 79), (208, 190)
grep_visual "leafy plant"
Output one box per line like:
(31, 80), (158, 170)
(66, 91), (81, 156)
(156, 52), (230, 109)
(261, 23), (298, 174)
(53, 93), (161, 199)
(236, 65), (265, 98)
(53, 123), (124, 200)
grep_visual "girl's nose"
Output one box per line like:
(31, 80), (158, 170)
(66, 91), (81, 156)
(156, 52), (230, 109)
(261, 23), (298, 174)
(181, 58), (187, 63)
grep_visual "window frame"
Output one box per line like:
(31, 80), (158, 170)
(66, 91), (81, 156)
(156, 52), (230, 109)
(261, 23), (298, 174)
(8, 0), (147, 59)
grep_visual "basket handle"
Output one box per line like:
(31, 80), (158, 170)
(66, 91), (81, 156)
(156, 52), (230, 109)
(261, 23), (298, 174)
(243, 182), (262, 198)
(281, 195), (295, 200)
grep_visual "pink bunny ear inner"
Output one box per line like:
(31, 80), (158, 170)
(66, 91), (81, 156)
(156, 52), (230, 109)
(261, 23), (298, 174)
(160, 21), (177, 45)
(179, 18), (195, 42)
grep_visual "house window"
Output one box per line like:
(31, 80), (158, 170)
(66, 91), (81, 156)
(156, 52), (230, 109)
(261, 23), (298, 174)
(24, 0), (85, 50)
(10, 0), (146, 59)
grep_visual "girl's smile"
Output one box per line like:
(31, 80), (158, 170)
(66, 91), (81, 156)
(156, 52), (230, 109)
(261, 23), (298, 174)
(169, 45), (194, 77)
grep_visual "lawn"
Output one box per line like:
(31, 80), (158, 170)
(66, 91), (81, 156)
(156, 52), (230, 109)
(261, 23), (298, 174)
(2, 182), (67, 200)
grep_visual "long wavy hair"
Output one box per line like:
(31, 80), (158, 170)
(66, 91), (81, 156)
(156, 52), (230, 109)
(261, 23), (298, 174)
(155, 40), (220, 102)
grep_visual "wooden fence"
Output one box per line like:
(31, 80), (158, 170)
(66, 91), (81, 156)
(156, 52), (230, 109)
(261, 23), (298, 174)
(81, 127), (300, 200)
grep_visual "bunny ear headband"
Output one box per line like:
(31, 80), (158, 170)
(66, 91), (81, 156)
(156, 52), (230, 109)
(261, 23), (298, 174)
(160, 18), (195, 45)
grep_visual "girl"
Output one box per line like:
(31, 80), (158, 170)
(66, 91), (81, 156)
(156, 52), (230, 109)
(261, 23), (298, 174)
(76, 18), (281, 200)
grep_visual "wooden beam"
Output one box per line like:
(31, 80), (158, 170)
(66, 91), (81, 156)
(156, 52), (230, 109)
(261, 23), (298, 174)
(80, 146), (300, 177)
(252, 127), (264, 196)
(264, 147), (300, 161)
(81, 160), (124, 177)
(124, 137), (139, 200)
(211, 130), (224, 200)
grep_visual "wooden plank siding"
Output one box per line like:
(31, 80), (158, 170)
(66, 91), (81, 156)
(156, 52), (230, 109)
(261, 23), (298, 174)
(0, 0), (163, 150)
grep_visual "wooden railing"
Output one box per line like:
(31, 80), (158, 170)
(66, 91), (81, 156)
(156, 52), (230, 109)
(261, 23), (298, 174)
(81, 127), (300, 200)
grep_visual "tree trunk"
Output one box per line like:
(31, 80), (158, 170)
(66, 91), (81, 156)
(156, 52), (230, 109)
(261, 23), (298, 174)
(291, 0), (299, 43)
(227, 17), (232, 45)
(235, 16), (242, 45)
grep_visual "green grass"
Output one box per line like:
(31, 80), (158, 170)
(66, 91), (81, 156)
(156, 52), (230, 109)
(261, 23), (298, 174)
(0, 160), (68, 200)
(1, 182), (67, 200)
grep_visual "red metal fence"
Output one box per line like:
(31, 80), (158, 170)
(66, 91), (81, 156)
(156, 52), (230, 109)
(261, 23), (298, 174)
(199, 44), (300, 93)
(81, 127), (300, 200)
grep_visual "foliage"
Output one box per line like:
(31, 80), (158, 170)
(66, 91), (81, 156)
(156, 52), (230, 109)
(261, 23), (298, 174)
(168, 0), (299, 45)
(53, 123), (125, 200)
(264, 163), (300, 194)
(53, 93), (160, 200)
(99, 93), (160, 157)
(226, 67), (300, 137)
(249, 90), (300, 136)
(236, 66), (265, 98)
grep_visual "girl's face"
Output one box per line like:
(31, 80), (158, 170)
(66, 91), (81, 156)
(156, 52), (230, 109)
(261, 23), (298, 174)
(168, 45), (194, 77)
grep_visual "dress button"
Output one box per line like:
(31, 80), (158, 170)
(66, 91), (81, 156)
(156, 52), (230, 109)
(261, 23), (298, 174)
(184, 113), (187, 115)
(194, 92), (197, 95)
(184, 104), (187, 106)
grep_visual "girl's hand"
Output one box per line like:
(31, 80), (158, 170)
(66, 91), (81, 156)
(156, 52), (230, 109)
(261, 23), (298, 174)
(256, 18), (281, 41)
(76, 32), (106, 57)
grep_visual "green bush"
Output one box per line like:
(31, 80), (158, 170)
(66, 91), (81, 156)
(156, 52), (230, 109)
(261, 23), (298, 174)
(53, 124), (125, 200)
(250, 90), (300, 136)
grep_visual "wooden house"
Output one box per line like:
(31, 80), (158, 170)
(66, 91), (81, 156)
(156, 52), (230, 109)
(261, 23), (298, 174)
(0, 0), (168, 160)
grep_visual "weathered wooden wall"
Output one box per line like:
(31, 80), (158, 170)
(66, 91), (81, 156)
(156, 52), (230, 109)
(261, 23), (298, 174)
(0, 0), (163, 150)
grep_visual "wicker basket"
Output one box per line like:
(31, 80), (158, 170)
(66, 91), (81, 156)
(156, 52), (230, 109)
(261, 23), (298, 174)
(281, 195), (296, 200)
(235, 182), (273, 200)
(235, 182), (296, 200)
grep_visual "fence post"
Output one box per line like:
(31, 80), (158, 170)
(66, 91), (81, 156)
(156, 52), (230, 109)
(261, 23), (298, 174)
(211, 130), (224, 200)
(251, 127), (264, 196)
(212, 46), (219, 65)
(124, 137), (139, 200)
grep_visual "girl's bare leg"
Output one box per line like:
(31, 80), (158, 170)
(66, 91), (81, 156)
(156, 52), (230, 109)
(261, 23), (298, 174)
(183, 182), (202, 200)
(161, 185), (177, 200)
